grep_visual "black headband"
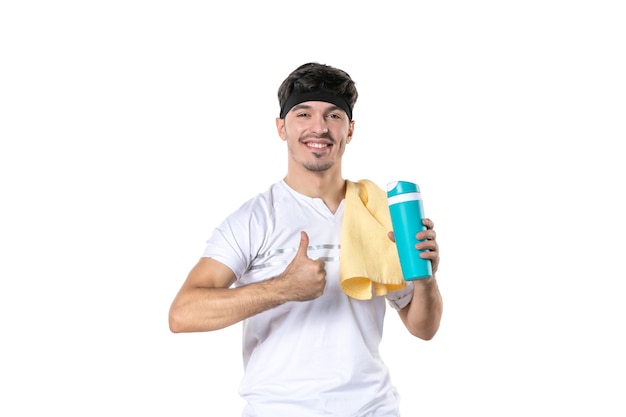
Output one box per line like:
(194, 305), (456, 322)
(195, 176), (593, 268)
(279, 89), (353, 120)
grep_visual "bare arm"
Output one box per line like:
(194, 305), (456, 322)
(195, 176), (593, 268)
(391, 218), (444, 340)
(168, 231), (326, 333)
(398, 276), (443, 340)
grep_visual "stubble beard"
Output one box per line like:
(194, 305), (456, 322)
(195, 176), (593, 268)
(297, 132), (337, 172)
(303, 156), (334, 172)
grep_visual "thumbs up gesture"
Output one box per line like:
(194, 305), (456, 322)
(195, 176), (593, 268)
(274, 231), (327, 302)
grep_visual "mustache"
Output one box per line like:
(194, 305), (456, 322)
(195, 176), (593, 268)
(301, 132), (335, 143)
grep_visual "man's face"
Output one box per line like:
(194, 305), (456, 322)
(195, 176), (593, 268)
(276, 101), (354, 173)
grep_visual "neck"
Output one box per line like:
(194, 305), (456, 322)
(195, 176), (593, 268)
(283, 171), (346, 213)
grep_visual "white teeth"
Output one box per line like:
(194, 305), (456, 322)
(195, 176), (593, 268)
(308, 143), (327, 148)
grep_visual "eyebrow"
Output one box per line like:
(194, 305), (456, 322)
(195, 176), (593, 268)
(290, 103), (345, 114)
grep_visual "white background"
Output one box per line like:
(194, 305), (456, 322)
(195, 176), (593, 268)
(1, 1), (625, 415)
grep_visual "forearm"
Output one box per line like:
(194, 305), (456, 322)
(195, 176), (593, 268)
(169, 278), (288, 333)
(400, 276), (443, 340)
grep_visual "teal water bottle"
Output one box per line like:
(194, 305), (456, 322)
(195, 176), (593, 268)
(387, 181), (432, 281)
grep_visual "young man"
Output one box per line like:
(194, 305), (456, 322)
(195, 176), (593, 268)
(169, 62), (443, 416)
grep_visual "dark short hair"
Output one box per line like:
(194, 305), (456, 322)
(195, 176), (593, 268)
(277, 63), (358, 120)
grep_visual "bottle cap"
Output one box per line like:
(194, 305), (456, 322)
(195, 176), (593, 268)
(387, 181), (419, 197)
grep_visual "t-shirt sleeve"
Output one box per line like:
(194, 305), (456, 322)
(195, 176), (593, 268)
(385, 281), (414, 311)
(202, 202), (258, 280)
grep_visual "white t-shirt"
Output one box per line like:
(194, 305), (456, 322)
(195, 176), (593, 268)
(203, 180), (414, 417)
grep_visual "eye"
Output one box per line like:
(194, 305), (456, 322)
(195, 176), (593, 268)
(296, 112), (310, 118)
(327, 112), (342, 120)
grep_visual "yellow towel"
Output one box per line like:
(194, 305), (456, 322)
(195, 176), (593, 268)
(340, 179), (407, 300)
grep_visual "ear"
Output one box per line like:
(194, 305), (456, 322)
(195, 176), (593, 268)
(346, 120), (355, 144)
(276, 118), (287, 141)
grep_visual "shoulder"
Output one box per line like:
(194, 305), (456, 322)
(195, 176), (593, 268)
(348, 179), (386, 202)
(234, 181), (289, 215)
(357, 179), (385, 193)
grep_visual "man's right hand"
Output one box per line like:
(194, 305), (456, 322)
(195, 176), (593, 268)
(273, 231), (327, 302)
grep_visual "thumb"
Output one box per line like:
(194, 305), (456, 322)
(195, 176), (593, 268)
(295, 231), (310, 258)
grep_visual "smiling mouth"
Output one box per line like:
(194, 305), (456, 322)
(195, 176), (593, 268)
(305, 142), (331, 149)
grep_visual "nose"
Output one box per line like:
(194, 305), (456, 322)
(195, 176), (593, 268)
(310, 114), (328, 135)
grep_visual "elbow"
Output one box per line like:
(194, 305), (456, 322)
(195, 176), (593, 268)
(169, 320), (182, 334)
(405, 310), (442, 340)
(409, 322), (440, 341)
(168, 306), (186, 333)
(416, 326), (439, 341)
(169, 303), (222, 333)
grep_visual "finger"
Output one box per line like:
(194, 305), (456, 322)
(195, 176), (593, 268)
(296, 231), (310, 258)
(387, 231), (396, 243)
(419, 250), (438, 260)
(422, 218), (435, 229)
(417, 239), (438, 251)
(420, 251), (440, 273)
(417, 229), (436, 241)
